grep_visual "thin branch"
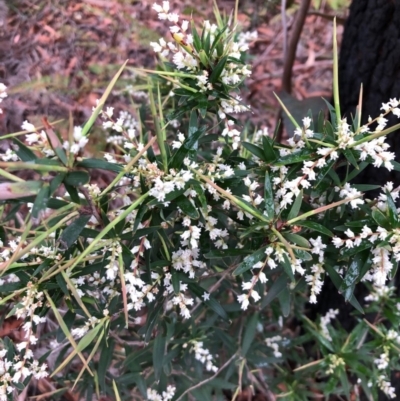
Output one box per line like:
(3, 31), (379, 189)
(175, 353), (238, 401)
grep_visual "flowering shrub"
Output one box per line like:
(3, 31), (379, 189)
(1, 2), (400, 400)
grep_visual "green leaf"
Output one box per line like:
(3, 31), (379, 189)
(205, 297), (229, 322)
(278, 287), (291, 317)
(339, 367), (350, 400)
(0, 181), (43, 200)
(81, 60), (128, 137)
(98, 339), (114, 392)
(77, 158), (123, 173)
(191, 23), (201, 52)
(372, 209), (390, 229)
(282, 232), (310, 248)
(386, 190), (399, 227)
(262, 136), (277, 163)
(339, 252), (366, 301)
(353, 184), (381, 192)
(324, 264), (364, 314)
(175, 195), (199, 219)
(58, 214), (91, 250)
(295, 220), (333, 237)
(339, 240), (372, 258)
(342, 148), (358, 169)
(144, 300), (164, 343)
(171, 273), (180, 295)
(202, 30), (211, 55)
(50, 174), (66, 195)
(190, 181), (208, 211)
(169, 128), (205, 169)
(12, 138), (37, 161)
(293, 249), (313, 261)
(148, 188), (185, 206)
(242, 142), (267, 161)
(153, 335), (166, 381)
(314, 159), (335, 188)
(241, 312), (259, 356)
(281, 253), (295, 282)
(275, 149), (314, 166)
(233, 247), (267, 276)
(204, 249), (252, 259)
(261, 275), (288, 309)
(209, 56), (228, 83)
(31, 184), (50, 218)
(64, 171), (90, 187)
(264, 171), (274, 221)
(198, 49), (210, 68)
(64, 183), (81, 204)
(189, 283), (229, 321)
(347, 161), (368, 181)
(287, 190), (303, 221)
(209, 25), (228, 55)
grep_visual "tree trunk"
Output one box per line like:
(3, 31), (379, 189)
(338, 0), (400, 191)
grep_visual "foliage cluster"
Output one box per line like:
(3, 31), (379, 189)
(0, 2), (400, 400)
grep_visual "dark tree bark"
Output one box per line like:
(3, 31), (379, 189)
(338, 0), (400, 191)
(333, 3), (400, 399)
(313, 1), (400, 316)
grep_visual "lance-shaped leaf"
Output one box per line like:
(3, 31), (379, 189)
(169, 127), (206, 169)
(77, 158), (123, 173)
(233, 247), (267, 276)
(264, 170), (274, 221)
(242, 142), (267, 162)
(287, 190), (303, 221)
(42, 117), (68, 165)
(58, 214), (92, 250)
(0, 181), (43, 200)
(209, 55), (228, 83)
(241, 312), (259, 357)
(31, 184), (50, 218)
(81, 60), (128, 137)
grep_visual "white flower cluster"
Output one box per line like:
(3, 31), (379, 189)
(325, 354), (345, 375)
(147, 385), (176, 401)
(21, 120), (56, 157)
(0, 283), (48, 398)
(364, 285), (393, 303)
(354, 136), (395, 171)
(335, 118), (355, 149)
(242, 176), (263, 206)
(306, 263), (324, 304)
(375, 181), (399, 212)
(63, 126), (88, 155)
(0, 347), (48, 400)
(319, 309), (339, 341)
(125, 269), (158, 312)
(203, 210), (229, 249)
(287, 117), (315, 149)
(374, 347), (390, 370)
(171, 131), (185, 149)
(150, 1), (253, 149)
(0, 83), (7, 114)
(172, 248), (203, 279)
(376, 375), (396, 399)
(151, 2), (253, 91)
(103, 109), (140, 152)
(265, 335), (283, 358)
(188, 340), (218, 372)
(237, 244), (305, 311)
(71, 316), (100, 339)
(332, 208), (400, 288)
(334, 183), (364, 209)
